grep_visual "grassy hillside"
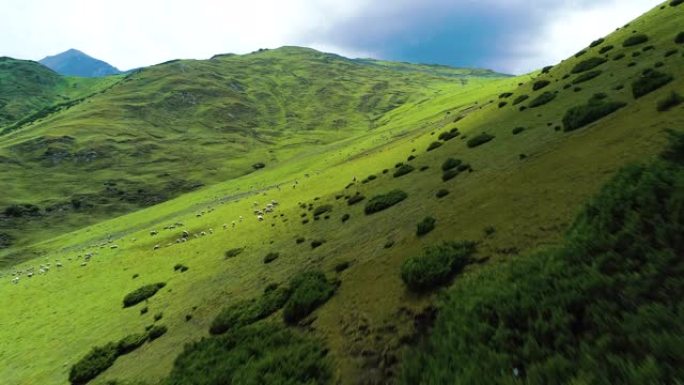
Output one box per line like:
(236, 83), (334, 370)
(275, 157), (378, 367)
(0, 46), (509, 255)
(0, 2), (682, 385)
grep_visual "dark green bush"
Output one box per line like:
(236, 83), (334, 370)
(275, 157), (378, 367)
(590, 37), (605, 48)
(416, 217), (436, 237)
(393, 164), (415, 178)
(532, 80), (550, 91)
(426, 141), (443, 151)
(574, 49), (587, 58)
(529, 92), (556, 108)
(435, 189), (449, 198)
(672, 0), (683, 6)
(311, 239), (324, 249)
(365, 190), (408, 214)
(512, 126), (525, 135)
(140, 307), (148, 315)
(467, 133), (495, 148)
(400, 241), (477, 292)
(334, 261), (351, 273)
(513, 94), (529, 105)
(224, 248), (244, 258)
(632, 69), (674, 98)
(154, 312), (163, 321)
(69, 343), (119, 385)
(123, 282), (166, 308)
(442, 169), (461, 182)
(264, 252), (279, 264)
(400, 142), (684, 384)
(313, 204), (332, 216)
(657, 91), (683, 111)
(438, 130), (460, 141)
(147, 325), (167, 340)
(283, 271), (336, 324)
(166, 323), (331, 385)
(116, 333), (148, 355)
(441, 158), (462, 171)
(599, 45), (614, 54)
(665, 48), (678, 57)
(499, 92), (513, 98)
(572, 70), (602, 84)
(613, 53), (626, 60)
(296, 237), (305, 244)
(498, 101), (507, 108)
(623, 34), (648, 47)
(571, 57), (607, 73)
(632, 51), (641, 57)
(676, 32), (684, 44)
(347, 194), (365, 205)
(563, 97), (627, 131)
(209, 288), (290, 335)
(541, 66), (553, 74)
(642, 45), (655, 52)
(341, 213), (350, 222)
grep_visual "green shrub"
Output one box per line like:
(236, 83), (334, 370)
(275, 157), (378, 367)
(571, 57), (607, 73)
(623, 33), (648, 47)
(166, 323), (331, 385)
(416, 217), (436, 237)
(590, 37), (605, 48)
(632, 69), (674, 98)
(283, 271), (336, 324)
(467, 133), (495, 148)
(442, 169), (461, 182)
(296, 237), (305, 244)
(426, 141), (443, 151)
(224, 248), (244, 258)
(147, 325), (167, 340)
(264, 252), (279, 264)
(512, 126), (525, 135)
(563, 97), (627, 131)
(529, 92), (556, 108)
(499, 92), (513, 98)
(123, 282), (166, 308)
(657, 91), (683, 111)
(665, 48), (678, 57)
(613, 53), (626, 60)
(341, 213), (350, 222)
(393, 164), (415, 178)
(498, 101), (507, 108)
(513, 94), (529, 105)
(574, 49), (587, 58)
(441, 158), (462, 171)
(672, 0), (683, 6)
(140, 307), (148, 315)
(435, 189), (449, 198)
(117, 333), (148, 355)
(347, 194), (365, 205)
(400, 143), (684, 384)
(365, 190), (408, 214)
(676, 32), (684, 44)
(251, 162), (265, 170)
(438, 130), (459, 141)
(313, 204), (332, 216)
(532, 79), (550, 90)
(311, 239), (324, 249)
(632, 51), (641, 57)
(68, 343), (119, 385)
(400, 241), (477, 292)
(154, 312), (163, 321)
(599, 45), (614, 54)
(572, 70), (602, 84)
(209, 287), (290, 335)
(541, 65), (553, 74)
(642, 45), (655, 52)
(334, 261), (351, 273)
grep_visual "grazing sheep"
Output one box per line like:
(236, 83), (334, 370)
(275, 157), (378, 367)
(154, 244), (160, 250)
(182, 230), (190, 238)
(81, 262), (87, 267)
(257, 215), (264, 221)
(150, 230), (158, 236)
(232, 221), (236, 227)
(209, 228), (214, 234)
(271, 200), (278, 205)
(12, 277), (19, 284)
(223, 223), (228, 230)
(27, 272), (34, 278)
(110, 245), (119, 249)
(239, 216), (244, 222)
(200, 231), (207, 236)
(56, 262), (63, 267)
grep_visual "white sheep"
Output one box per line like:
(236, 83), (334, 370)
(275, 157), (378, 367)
(11, 277), (19, 284)
(257, 215), (264, 221)
(154, 244), (160, 250)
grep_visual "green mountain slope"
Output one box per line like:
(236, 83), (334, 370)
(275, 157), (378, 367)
(0, 46), (509, 253)
(0, 2), (682, 385)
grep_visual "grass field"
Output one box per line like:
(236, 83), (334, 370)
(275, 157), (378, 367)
(0, 2), (683, 385)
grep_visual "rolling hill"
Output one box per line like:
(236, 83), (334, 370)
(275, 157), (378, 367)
(40, 49), (122, 77)
(0, 2), (682, 385)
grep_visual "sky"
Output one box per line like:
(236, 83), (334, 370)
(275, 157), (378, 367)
(0, 0), (660, 74)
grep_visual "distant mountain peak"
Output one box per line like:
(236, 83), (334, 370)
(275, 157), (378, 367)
(39, 49), (120, 77)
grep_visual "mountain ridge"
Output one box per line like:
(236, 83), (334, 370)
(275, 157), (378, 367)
(39, 48), (121, 77)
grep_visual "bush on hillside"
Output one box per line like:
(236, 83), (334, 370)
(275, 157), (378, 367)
(571, 57), (607, 73)
(541, 66), (553, 74)
(123, 282), (166, 308)
(311, 239), (325, 249)
(341, 213), (350, 222)
(296, 237), (305, 244)
(529, 92), (557, 108)
(224, 248), (244, 258)
(210, 288), (291, 335)
(513, 94), (529, 105)
(642, 45), (655, 52)
(263, 252), (279, 264)
(251, 162), (265, 170)
(572, 70), (602, 84)
(632, 51), (641, 58)
(532, 80), (550, 91)
(393, 164), (415, 178)
(665, 48), (678, 57)
(165, 323), (331, 385)
(442, 168), (461, 182)
(365, 190), (408, 214)
(400, 241), (477, 292)
(672, 0), (683, 6)
(632, 69), (674, 98)
(416, 217), (437, 237)
(563, 96), (627, 131)
(116, 333), (148, 355)
(657, 91), (683, 111)
(283, 271), (336, 324)
(400, 138), (684, 384)
(676, 32), (684, 44)
(574, 49), (587, 58)
(68, 343), (119, 385)
(438, 130), (459, 141)
(623, 34), (649, 47)
(498, 101), (507, 108)
(435, 189), (449, 198)
(599, 45), (614, 54)
(313, 204), (332, 216)
(441, 158), (462, 171)
(334, 261), (351, 273)
(467, 133), (495, 148)
(509, 126), (525, 135)
(499, 92), (513, 98)
(613, 53), (626, 60)
(347, 194), (364, 205)
(426, 141), (443, 152)
(589, 37), (605, 48)
(147, 325), (168, 341)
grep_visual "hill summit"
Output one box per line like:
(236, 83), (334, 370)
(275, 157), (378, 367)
(39, 48), (120, 77)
